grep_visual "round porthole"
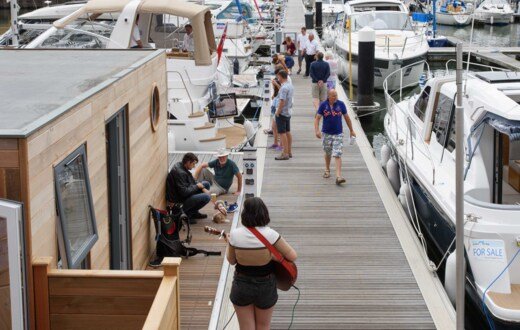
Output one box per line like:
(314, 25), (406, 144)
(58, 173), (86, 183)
(150, 83), (160, 132)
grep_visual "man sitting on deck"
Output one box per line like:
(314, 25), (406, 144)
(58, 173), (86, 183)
(194, 148), (242, 196)
(166, 152), (211, 224)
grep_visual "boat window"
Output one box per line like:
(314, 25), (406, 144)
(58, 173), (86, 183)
(413, 86), (430, 121)
(432, 93), (456, 151)
(54, 145), (98, 269)
(149, 14), (188, 50)
(351, 12), (413, 31)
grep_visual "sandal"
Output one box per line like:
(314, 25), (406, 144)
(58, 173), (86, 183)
(263, 129), (273, 135)
(336, 177), (346, 185)
(323, 170), (330, 178)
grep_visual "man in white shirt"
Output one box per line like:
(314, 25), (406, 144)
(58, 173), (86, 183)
(182, 24), (194, 52)
(303, 33), (318, 77)
(130, 14), (142, 48)
(296, 27), (308, 75)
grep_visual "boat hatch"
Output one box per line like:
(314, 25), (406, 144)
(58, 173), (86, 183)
(476, 71), (520, 84)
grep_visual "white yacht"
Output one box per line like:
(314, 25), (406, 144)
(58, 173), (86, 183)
(383, 66), (520, 328)
(474, 0), (513, 25)
(27, 0), (248, 151)
(322, 0), (346, 25)
(323, 0), (429, 90)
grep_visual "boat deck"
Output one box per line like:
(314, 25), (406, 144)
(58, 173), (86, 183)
(210, 0), (455, 328)
(148, 152), (242, 330)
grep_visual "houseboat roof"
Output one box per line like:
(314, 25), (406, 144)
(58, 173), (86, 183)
(0, 49), (163, 138)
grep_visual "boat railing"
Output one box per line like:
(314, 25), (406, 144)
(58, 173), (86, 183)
(169, 70), (195, 115)
(444, 59), (508, 74)
(384, 60), (437, 185)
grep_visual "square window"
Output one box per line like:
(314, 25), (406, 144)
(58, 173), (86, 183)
(54, 145), (98, 269)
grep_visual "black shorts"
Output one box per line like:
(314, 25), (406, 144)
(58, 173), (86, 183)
(230, 273), (278, 309)
(275, 115), (291, 133)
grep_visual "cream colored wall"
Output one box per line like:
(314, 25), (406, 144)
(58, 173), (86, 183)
(25, 53), (168, 270)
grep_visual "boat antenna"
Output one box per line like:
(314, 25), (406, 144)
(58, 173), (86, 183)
(463, 14), (476, 95)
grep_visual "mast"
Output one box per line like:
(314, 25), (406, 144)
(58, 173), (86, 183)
(432, 0), (437, 38)
(9, 0), (20, 46)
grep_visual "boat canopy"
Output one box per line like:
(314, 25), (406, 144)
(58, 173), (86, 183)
(53, 0), (216, 65)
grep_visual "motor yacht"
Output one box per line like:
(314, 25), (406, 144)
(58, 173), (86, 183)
(323, 0), (429, 90)
(383, 65), (520, 329)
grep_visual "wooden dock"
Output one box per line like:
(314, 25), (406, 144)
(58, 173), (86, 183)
(427, 36), (520, 71)
(210, 0), (456, 328)
(148, 152), (242, 330)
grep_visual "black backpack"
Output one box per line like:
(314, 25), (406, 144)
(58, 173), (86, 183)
(148, 204), (220, 267)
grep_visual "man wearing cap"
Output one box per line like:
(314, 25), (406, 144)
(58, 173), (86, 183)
(194, 149), (242, 196)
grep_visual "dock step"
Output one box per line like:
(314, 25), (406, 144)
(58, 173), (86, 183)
(199, 134), (226, 143)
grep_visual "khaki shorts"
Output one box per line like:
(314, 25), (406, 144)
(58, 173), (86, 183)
(312, 83), (328, 101)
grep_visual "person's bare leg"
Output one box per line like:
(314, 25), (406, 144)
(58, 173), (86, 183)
(286, 131), (292, 155)
(325, 154), (331, 172)
(272, 118), (279, 146)
(335, 156), (342, 178)
(234, 304), (256, 330)
(279, 133), (288, 156)
(313, 98), (320, 110)
(254, 306), (275, 330)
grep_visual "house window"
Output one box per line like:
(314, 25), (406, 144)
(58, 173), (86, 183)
(432, 92), (456, 151)
(54, 144), (98, 269)
(150, 83), (160, 132)
(413, 86), (430, 122)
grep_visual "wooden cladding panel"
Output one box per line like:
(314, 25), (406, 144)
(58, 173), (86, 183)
(0, 139), (22, 202)
(0, 286), (12, 330)
(50, 314), (147, 330)
(25, 53), (167, 270)
(50, 295), (155, 315)
(48, 276), (162, 297)
(0, 150), (19, 168)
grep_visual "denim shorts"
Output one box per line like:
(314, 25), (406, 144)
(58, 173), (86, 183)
(230, 273), (278, 309)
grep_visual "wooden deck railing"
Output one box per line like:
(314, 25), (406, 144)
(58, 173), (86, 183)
(33, 257), (181, 330)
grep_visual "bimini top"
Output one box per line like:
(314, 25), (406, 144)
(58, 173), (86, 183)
(54, 0), (216, 65)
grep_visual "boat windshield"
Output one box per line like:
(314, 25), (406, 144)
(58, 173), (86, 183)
(350, 12), (414, 31)
(36, 20), (116, 49)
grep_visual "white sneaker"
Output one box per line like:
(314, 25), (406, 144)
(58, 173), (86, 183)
(350, 136), (357, 145)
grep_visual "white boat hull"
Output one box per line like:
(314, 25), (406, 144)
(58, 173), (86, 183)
(436, 12), (473, 26)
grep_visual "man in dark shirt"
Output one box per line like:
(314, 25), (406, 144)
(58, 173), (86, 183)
(310, 52), (330, 110)
(166, 153), (211, 223)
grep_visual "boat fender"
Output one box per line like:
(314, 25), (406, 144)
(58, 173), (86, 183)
(398, 183), (413, 217)
(386, 158), (401, 194)
(444, 252), (457, 305)
(380, 144), (391, 170)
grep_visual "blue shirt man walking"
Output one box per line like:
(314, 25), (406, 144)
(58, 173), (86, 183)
(314, 89), (356, 185)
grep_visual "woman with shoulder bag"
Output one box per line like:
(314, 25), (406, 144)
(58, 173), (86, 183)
(225, 197), (297, 330)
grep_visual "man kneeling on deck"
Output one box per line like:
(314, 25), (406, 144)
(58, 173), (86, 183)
(166, 152), (211, 224)
(194, 148), (242, 196)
